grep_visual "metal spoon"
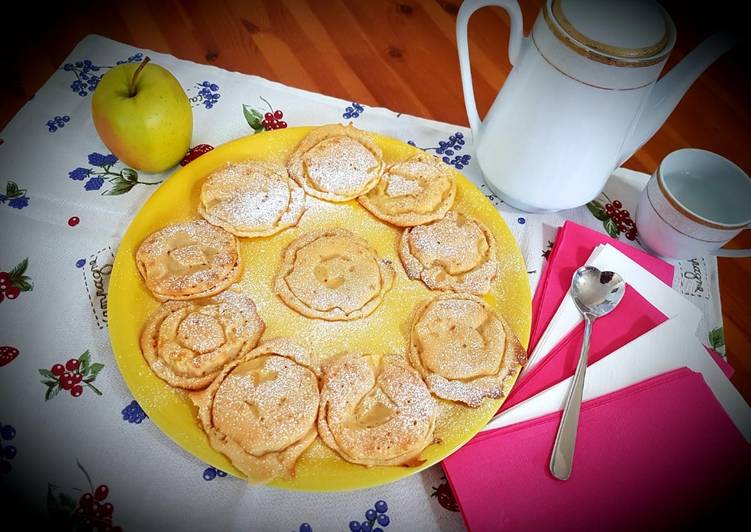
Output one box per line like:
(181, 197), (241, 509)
(549, 266), (626, 480)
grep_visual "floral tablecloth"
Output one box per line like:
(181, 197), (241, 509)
(0, 35), (726, 531)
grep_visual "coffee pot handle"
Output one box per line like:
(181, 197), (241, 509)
(457, 0), (524, 137)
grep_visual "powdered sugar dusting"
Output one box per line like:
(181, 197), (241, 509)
(144, 290), (264, 385)
(385, 173), (422, 197)
(199, 161), (306, 237)
(318, 354), (436, 465)
(409, 213), (485, 274)
(407, 294), (522, 408)
(136, 219), (240, 299)
(213, 353), (319, 456)
(208, 183), (289, 228)
(129, 126), (530, 483)
(276, 229), (394, 320)
(401, 211), (498, 295)
(303, 136), (379, 195)
(358, 153), (455, 226)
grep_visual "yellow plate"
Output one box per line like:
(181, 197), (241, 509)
(108, 126), (531, 491)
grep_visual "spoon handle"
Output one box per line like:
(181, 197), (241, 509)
(549, 315), (593, 480)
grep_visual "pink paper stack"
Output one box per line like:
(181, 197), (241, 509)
(505, 221), (730, 410)
(442, 221), (750, 531)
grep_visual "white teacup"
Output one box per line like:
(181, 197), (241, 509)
(636, 149), (751, 259)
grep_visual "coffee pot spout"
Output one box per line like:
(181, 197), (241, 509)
(618, 32), (738, 166)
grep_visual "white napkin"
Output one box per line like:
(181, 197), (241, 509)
(484, 317), (751, 441)
(525, 243), (703, 372)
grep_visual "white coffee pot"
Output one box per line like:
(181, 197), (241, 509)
(457, 0), (737, 212)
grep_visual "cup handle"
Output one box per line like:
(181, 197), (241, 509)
(456, 0), (524, 136)
(713, 248), (751, 258)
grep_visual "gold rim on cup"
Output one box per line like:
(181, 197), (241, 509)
(655, 163), (750, 231)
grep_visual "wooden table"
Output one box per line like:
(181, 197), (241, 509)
(3, 0), (749, 401)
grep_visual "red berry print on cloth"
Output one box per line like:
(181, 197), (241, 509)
(586, 195), (639, 241)
(47, 461), (123, 532)
(431, 476), (460, 512)
(180, 143), (215, 166)
(243, 97), (288, 133)
(0, 346), (20, 367)
(0, 258), (33, 304)
(39, 350), (104, 401)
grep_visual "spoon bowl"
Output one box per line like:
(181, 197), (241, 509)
(571, 266), (626, 318)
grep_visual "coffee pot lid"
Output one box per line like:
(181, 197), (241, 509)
(549, 0), (674, 63)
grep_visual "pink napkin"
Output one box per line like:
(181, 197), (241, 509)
(443, 368), (751, 531)
(503, 221), (732, 412)
(529, 221), (673, 350)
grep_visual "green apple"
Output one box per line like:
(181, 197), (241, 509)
(92, 57), (192, 173)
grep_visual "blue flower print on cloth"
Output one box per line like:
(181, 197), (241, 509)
(68, 152), (162, 195)
(62, 59), (102, 96)
(292, 500), (390, 531)
(1, 181), (30, 210)
(61, 53), (143, 97)
(202, 466), (228, 481)
(0, 422), (17, 475)
(121, 400), (147, 424)
(116, 53), (144, 65)
(47, 115), (71, 133)
(189, 81), (221, 109)
(407, 132), (471, 170)
(343, 102), (364, 119)
(347, 500), (390, 532)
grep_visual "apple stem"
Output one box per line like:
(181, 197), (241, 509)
(129, 56), (151, 97)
